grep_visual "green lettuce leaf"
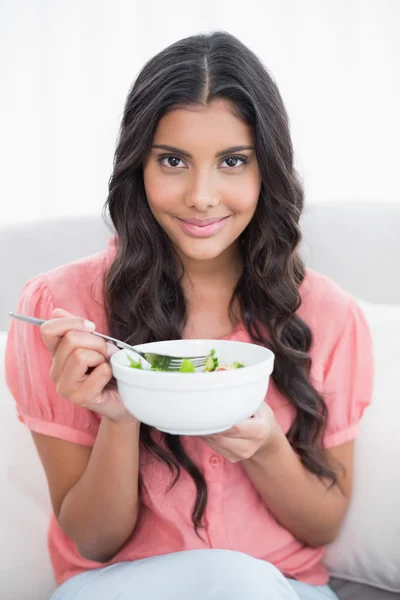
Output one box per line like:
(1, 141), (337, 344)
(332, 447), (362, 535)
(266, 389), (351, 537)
(179, 358), (195, 372)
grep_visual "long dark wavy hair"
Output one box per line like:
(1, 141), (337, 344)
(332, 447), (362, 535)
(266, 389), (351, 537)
(103, 31), (337, 533)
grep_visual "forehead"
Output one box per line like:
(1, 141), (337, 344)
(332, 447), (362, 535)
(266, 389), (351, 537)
(153, 99), (254, 149)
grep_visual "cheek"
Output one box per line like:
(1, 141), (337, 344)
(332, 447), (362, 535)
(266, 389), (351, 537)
(225, 176), (260, 215)
(222, 163), (261, 209)
(143, 166), (182, 213)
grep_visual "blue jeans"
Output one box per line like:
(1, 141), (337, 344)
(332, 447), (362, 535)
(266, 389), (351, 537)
(51, 549), (338, 600)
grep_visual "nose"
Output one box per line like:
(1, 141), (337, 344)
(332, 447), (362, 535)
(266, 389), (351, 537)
(184, 170), (219, 211)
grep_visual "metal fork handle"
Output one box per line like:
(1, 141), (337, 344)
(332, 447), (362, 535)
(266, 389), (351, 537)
(8, 312), (150, 366)
(9, 312), (143, 354)
(91, 331), (143, 354)
(9, 312), (208, 367)
(9, 313), (45, 326)
(90, 333), (207, 364)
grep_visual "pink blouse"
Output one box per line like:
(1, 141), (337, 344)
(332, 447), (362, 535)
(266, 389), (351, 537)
(5, 237), (373, 586)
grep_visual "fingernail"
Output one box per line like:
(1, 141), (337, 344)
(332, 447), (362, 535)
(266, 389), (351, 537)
(106, 342), (119, 357)
(84, 320), (96, 331)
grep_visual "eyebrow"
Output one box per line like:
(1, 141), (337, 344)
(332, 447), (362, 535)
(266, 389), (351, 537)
(151, 144), (256, 158)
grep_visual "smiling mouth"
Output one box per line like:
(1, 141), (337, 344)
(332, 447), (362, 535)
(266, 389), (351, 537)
(178, 217), (230, 226)
(176, 216), (231, 238)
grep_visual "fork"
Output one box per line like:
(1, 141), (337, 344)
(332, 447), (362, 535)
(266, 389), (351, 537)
(8, 312), (209, 372)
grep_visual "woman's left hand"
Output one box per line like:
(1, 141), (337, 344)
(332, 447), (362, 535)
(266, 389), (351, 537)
(200, 403), (282, 463)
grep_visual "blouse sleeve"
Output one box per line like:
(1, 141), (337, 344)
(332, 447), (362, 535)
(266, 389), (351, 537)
(5, 277), (99, 447)
(322, 299), (373, 448)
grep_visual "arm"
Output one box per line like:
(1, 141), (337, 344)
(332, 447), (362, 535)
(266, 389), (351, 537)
(29, 308), (143, 562)
(242, 425), (352, 547)
(33, 416), (140, 562)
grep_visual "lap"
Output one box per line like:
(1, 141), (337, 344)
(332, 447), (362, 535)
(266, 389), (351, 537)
(51, 550), (338, 600)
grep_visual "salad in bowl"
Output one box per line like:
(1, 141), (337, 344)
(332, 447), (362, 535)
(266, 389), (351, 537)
(127, 349), (244, 373)
(110, 339), (274, 436)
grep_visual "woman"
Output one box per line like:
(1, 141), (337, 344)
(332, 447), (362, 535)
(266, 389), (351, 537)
(5, 31), (373, 600)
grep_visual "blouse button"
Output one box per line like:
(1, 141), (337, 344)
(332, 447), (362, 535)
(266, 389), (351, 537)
(210, 455), (221, 466)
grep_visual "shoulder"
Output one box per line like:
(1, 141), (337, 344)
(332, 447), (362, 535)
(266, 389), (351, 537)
(299, 269), (352, 314)
(39, 244), (112, 298)
(298, 269), (365, 348)
(15, 238), (117, 329)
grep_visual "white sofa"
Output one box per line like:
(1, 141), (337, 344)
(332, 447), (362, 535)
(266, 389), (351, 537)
(1, 201), (399, 600)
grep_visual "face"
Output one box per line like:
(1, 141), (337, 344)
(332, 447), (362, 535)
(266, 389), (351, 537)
(143, 99), (261, 264)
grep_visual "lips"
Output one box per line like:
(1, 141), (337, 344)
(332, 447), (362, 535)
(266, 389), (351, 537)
(176, 216), (230, 238)
(179, 217), (229, 226)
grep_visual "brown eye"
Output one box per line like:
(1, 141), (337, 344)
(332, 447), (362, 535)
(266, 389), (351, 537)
(166, 157), (181, 167)
(157, 155), (186, 168)
(220, 155), (249, 169)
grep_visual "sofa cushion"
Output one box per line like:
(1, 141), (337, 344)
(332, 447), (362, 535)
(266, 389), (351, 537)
(330, 578), (400, 600)
(323, 301), (400, 593)
(0, 331), (56, 599)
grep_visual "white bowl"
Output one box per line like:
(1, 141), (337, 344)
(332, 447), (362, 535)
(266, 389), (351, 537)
(110, 339), (274, 436)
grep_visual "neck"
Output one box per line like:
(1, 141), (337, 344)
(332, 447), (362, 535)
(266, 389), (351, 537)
(179, 243), (243, 292)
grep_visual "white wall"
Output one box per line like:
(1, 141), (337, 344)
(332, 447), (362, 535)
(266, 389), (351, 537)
(1, 0), (399, 226)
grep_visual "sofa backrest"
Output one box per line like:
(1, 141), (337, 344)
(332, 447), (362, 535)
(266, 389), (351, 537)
(1, 201), (399, 330)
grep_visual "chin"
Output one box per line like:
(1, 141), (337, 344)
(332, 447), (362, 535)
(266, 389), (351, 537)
(182, 248), (223, 262)
(178, 240), (227, 262)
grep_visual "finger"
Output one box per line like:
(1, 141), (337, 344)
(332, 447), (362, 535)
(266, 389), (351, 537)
(72, 363), (114, 407)
(55, 349), (109, 400)
(40, 313), (96, 355)
(222, 405), (269, 437)
(199, 437), (240, 463)
(213, 417), (266, 441)
(52, 308), (75, 318)
(50, 330), (111, 381)
(200, 436), (222, 453)
(200, 436), (235, 455)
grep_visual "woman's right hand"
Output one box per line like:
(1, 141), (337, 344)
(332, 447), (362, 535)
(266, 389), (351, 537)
(40, 308), (138, 424)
